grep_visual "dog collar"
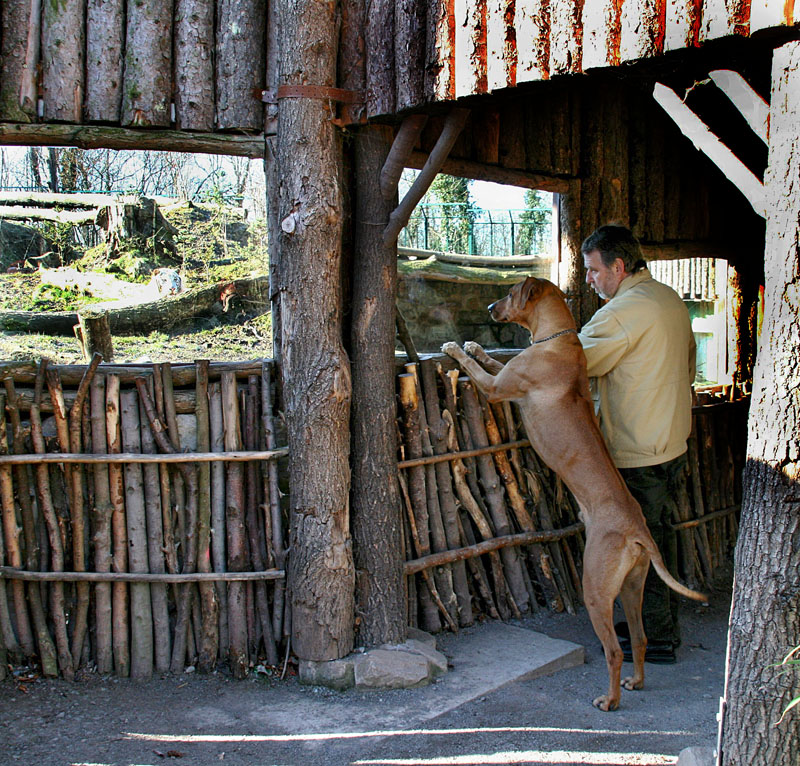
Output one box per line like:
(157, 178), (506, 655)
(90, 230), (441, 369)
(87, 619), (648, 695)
(532, 328), (578, 345)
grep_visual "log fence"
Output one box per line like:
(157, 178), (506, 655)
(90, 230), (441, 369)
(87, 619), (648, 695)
(0, 354), (747, 679)
(0, 356), (287, 680)
(397, 358), (748, 631)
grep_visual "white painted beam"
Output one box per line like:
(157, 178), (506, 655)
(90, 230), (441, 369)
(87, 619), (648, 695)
(653, 83), (766, 219)
(709, 70), (769, 145)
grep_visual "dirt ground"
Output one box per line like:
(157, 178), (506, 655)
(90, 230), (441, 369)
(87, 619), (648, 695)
(0, 568), (731, 766)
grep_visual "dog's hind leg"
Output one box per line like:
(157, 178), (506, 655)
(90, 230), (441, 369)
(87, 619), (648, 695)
(584, 592), (623, 711)
(582, 539), (629, 711)
(618, 553), (649, 692)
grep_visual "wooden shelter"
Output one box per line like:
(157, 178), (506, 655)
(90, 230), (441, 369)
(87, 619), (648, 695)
(1, 4), (799, 763)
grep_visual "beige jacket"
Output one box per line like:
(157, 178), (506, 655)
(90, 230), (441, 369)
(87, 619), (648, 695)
(578, 269), (696, 469)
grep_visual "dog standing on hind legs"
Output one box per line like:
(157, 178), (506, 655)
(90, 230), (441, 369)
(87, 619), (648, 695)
(442, 276), (706, 711)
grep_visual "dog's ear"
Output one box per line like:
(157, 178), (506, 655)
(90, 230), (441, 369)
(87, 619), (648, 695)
(518, 277), (541, 306)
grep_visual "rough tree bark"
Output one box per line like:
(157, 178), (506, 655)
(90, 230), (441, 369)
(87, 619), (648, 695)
(350, 125), (406, 647)
(719, 40), (800, 766)
(275, 0), (355, 661)
(42, 0), (85, 122)
(0, 0), (38, 121)
(122, 0), (173, 127)
(216, 0), (265, 130)
(174, 0), (215, 131)
(85, 0), (124, 122)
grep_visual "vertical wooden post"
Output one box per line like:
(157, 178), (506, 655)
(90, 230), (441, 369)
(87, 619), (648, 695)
(350, 125), (406, 647)
(718, 40), (800, 766)
(275, 0), (355, 660)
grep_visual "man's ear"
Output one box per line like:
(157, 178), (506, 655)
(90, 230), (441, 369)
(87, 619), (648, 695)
(519, 277), (540, 306)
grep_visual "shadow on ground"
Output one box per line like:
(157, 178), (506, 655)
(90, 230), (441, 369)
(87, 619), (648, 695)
(1, 569), (730, 766)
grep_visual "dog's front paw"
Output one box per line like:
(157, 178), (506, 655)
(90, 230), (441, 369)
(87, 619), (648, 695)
(463, 341), (484, 357)
(441, 342), (462, 358)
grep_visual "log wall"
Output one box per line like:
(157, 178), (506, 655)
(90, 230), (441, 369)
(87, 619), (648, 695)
(0, 0), (266, 130)
(0, 353), (749, 677)
(0, 0), (796, 132)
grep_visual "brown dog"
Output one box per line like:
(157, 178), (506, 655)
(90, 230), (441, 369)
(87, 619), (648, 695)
(442, 276), (706, 711)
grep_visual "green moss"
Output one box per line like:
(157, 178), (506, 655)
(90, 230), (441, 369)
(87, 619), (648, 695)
(22, 284), (105, 312)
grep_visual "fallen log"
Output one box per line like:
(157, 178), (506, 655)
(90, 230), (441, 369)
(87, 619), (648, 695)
(0, 206), (100, 225)
(0, 276), (270, 335)
(0, 191), (120, 208)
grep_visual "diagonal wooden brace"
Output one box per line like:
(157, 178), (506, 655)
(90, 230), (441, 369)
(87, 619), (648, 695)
(379, 113), (429, 200)
(382, 107), (471, 247)
(654, 83), (766, 219)
(709, 70), (769, 145)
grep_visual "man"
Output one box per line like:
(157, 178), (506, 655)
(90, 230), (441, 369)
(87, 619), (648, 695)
(578, 224), (696, 664)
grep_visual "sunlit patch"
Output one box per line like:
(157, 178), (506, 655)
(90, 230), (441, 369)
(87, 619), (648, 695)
(123, 724), (691, 743)
(352, 752), (678, 765)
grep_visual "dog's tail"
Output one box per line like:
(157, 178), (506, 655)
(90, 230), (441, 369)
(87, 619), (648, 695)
(650, 552), (708, 602)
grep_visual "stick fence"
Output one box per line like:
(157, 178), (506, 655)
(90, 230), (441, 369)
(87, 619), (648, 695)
(396, 357), (748, 632)
(0, 354), (748, 680)
(0, 356), (287, 681)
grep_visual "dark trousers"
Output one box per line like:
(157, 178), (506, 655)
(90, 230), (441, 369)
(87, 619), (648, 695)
(618, 453), (687, 647)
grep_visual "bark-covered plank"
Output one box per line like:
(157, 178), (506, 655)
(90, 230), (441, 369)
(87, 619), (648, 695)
(175, 0), (215, 131)
(216, 0), (265, 130)
(455, 0), (487, 97)
(42, 0), (85, 122)
(485, 0), (516, 91)
(122, 0), (173, 126)
(366, 0), (395, 116)
(396, 0), (426, 109)
(0, 0), (38, 121)
(425, 0), (455, 101)
(515, 0), (549, 82)
(664, 0), (702, 50)
(549, 0), (584, 75)
(620, 0), (665, 63)
(581, 0), (619, 69)
(86, 0), (124, 122)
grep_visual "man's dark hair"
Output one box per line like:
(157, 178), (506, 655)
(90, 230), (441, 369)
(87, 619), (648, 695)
(581, 224), (647, 273)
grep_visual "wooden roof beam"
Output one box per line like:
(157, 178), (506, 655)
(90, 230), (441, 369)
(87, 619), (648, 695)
(405, 152), (572, 194)
(0, 122), (266, 158)
(654, 83), (766, 219)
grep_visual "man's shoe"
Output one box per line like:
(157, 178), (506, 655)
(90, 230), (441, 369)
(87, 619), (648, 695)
(622, 641), (677, 664)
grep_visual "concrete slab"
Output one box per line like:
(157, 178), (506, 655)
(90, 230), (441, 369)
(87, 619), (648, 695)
(247, 621), (584, 736)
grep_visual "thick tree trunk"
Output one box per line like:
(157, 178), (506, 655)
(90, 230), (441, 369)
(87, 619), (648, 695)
(85, 0), (124, 122)
(719, 41), (800, 766)
(41, 0), (85, 122)
(174, 0), (214, 131)
(276, 0), (355, 661)
(216, 0), (265, 130)
(350, 125), (406, 647)
(122, 0), (173, 127)
(77, 309), (114, 362)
